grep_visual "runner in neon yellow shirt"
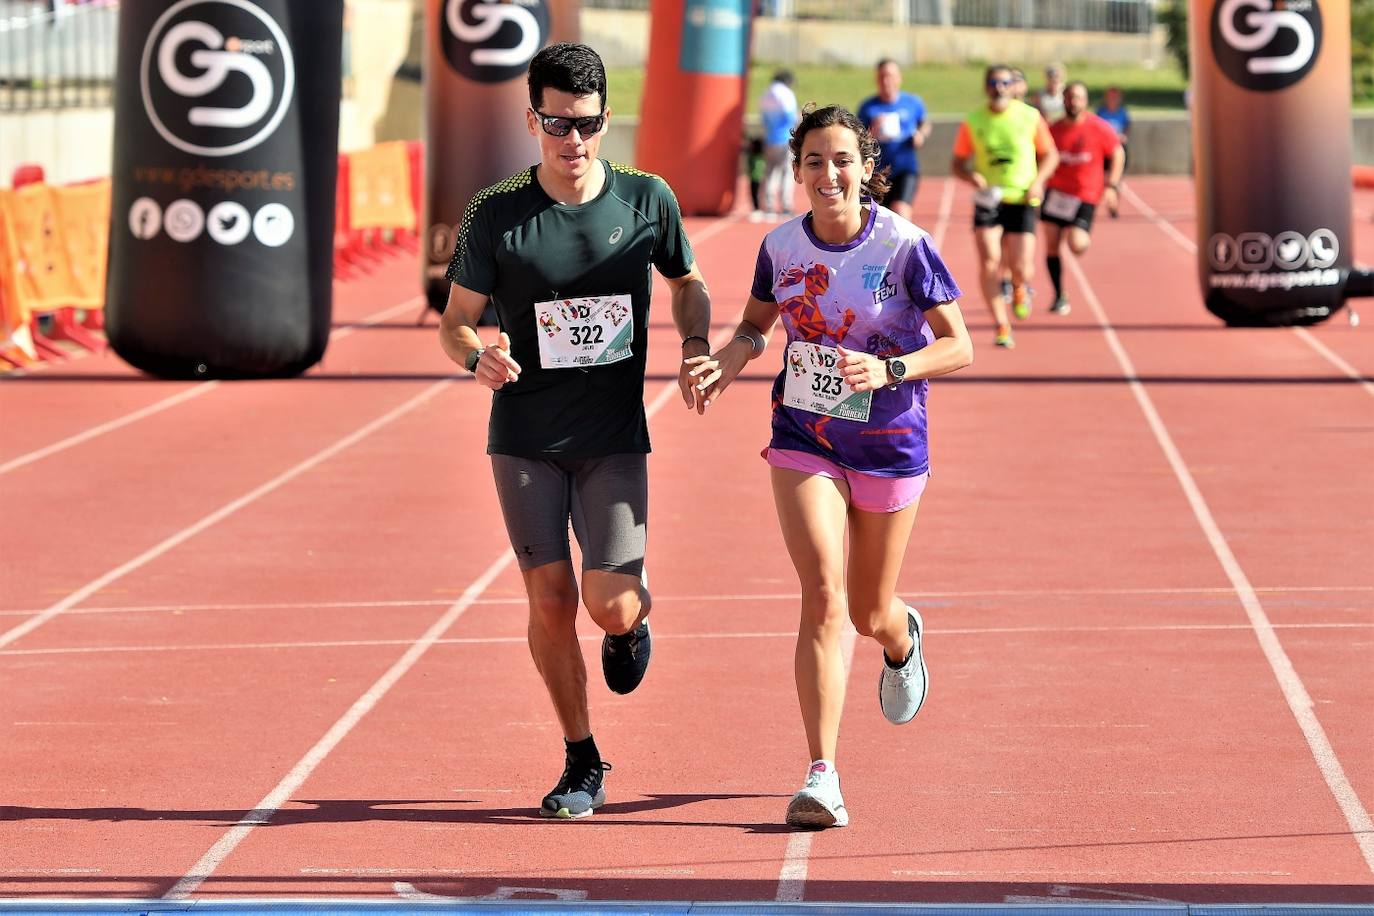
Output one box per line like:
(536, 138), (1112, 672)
(950, 64), (1058, 349)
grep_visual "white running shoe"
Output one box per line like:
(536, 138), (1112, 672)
(878, 606), (928, 724)
(785, 761), (849, 828)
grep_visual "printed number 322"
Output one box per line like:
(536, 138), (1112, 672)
(570, 325), (605, 346)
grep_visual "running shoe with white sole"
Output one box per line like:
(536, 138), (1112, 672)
(879, 606), (928, 724)
(785, 761), (849, 828)
(540, 756), (611, 820)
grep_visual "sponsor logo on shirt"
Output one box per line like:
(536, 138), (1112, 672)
(863, 265), (896, 304)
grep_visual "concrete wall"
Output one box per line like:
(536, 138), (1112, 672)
(13, 104), (1374, 187)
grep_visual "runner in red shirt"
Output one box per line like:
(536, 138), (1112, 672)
(1041, 82), (1125, 315)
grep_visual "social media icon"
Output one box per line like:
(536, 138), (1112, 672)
(206, 201), (252, 245)
(129, 197), (162, 240)
(252, 202), (294, 247)
(164, 199), (205, 243)
(1272, 231), (1308, 270)
(1308, 228), (1338, 268)
(1237, 232), (1273, 271)
(1208, 233), (1238, 270)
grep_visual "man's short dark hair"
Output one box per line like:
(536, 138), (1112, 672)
(773, 69), (794, 86)
(985, 63), (1013, 80)
(528, 43), (607, 111)
(876, 58), (898, 71)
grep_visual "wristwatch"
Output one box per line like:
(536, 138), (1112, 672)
(464, 347), (485, 373)
(886, 357), (907, 387)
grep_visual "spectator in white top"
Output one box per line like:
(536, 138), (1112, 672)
(1032, 62), (1067, 121)
(758, 69), (800, 220)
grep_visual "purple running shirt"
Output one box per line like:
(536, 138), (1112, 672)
(751, 203), (962, 477)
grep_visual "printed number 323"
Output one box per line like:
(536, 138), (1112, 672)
(811, 374), (844, 396)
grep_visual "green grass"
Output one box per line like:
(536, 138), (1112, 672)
(607, 60), (1189, 119)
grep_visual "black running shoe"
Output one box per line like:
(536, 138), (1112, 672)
(540, 756), (611, 819)
(601, 619), (651, 695)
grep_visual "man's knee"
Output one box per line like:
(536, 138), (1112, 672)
(1069, 230), (1091, 255)
(525, 567), (579, 632)
(582, 570), (644, 635)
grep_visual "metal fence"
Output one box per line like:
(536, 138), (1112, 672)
(1, 0), (1154, 114)
(0, 0), (119, 112)
(586, 0), (1155, 33)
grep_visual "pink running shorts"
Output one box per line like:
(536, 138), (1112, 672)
(763, 448), (929, 513)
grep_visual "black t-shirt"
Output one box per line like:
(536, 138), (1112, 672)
(446, 160), (694, 458)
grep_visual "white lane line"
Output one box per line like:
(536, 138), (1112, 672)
(775, 627), (858, 903)
(0, 296), (424, 478)
(163, 551), (513, 900)
(6, 620), (1372, 659)
(1121, 184), (1372, 399)
(3, 582), (1367, 618)
(166, 215), (747, 898)
(778, 180), (1009, 903)
(0, 379), (454, 652)
(0, 383), (220, 477)
(1120, 183), (1197, 254)
(1291, 326), (1374, 398)
(3, 582), (1368, 618)
(1065, 249), (1374, 875)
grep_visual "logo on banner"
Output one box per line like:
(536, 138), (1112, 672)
(1208, 229), (1338, 271)
(1207, 228), (1341, 292)
(442, 0), (550, 83)
(141, 0), (295, 157)
(1211, 0), (1322, 90)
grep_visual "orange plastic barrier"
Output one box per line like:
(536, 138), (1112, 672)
(0, 186), (73, 361)
(347, 141), (416, 232)
(1354, 165), (1374, 189)
(0, 184), (76, 317)
(0, 194), (38, 366)
(52, 179), (110, 310)
(0, 178), (112, 362)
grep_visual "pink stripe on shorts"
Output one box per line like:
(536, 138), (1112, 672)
(763, 448), (929, 513)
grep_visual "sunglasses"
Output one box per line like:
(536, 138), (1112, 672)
(531, 109), (605, 139)
(987, 78), (1012, 88)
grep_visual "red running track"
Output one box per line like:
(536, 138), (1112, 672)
(0, 177), (1370, 908)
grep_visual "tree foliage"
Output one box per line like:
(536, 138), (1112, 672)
(1355, 0), (1374, 101)
(1157, 0), (1189, 81)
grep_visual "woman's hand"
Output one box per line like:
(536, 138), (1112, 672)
(836, 345), (889, 393)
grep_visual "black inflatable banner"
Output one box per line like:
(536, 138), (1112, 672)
(106, 0), (343, 378)
(1191, 0), (1354, 326)
(422, 0), (579, 313)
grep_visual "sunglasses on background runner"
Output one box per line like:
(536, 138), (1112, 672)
(531, 109), (606, 138)
(986, 78), (1012, 88)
